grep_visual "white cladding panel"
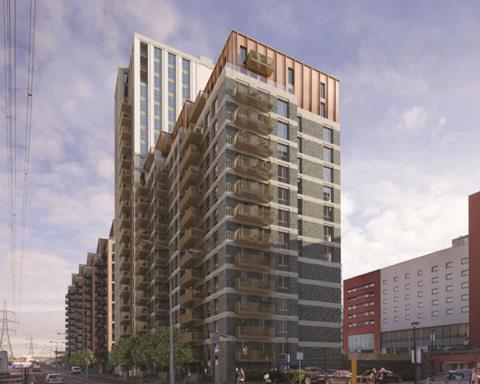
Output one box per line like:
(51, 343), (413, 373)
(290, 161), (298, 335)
(380, 241), (469, 332)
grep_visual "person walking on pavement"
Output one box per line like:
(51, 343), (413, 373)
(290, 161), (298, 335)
(471, 368), (479, 384)
(238, 367), (246, 383)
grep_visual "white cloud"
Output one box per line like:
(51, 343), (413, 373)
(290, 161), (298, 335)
(398, 105), (428, 131)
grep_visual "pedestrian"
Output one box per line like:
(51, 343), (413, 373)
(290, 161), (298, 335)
(471, 368), (479, 384)
(235, 367), (240, 383)
(239, 367), (246, 383)
(203, 367), (209, 383)
(370, 369), (377, 384)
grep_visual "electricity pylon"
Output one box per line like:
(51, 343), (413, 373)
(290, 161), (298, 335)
(0, 302), (17, 359)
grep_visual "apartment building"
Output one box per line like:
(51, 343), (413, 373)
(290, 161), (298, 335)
(114, 30), (341, 382)
(65, 232), (115, 366)
(113, 34), (213, 340)
(344, 192), (480, 369)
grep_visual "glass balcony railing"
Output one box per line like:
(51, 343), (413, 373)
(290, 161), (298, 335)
(234, 203), (272, 226)
(234, 250), (273, 271)
(234, 107), (274, 136)
(235, 301), (274, 317)
(233, 83), (274, 112)
(235, 227), (273, 249)
(234, 179), (273, 203)
(234, 155), (273, 181)
(235, 326), (275, 340)
(245, 50), (275, 78)
(234, 131), (273, 159)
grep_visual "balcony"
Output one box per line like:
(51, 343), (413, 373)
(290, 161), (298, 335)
(135, 196), (149, 213)
(180, 165), (201, 191)
(119, 228), (132, 243)
(135, 276), (148, 290)
(135, 229), (149, 247)
(245, 50), (275, 78)
(120, 155), (131, 170)
(152, 198), (167, 215)
(235, 277), (273, 295)
(181, 207), (201, 229)
(153, 250), (168, 265)
(234, 180), (273, 204)
(234, 204), (272, 227)
(135, 293), (149, 306)
(180, 228), (203, 250)
(180, 289), (202, 307)
(154, 185), (167, 199)
(180, 144), (202, 174)
(234, 155), (273, 181)
(179, 309), (202, 325)
(234, 250), (273, 271)
(119, 169), (132, 183)
(235, 326), (275, 340)
(135, 212), (149, 227)
(180, 186), (202, 210)
(153, 285), (169, 299)
(233, 83), (274, 112)
(154, 267), (169, 281)
(234, 107), (274, 136)
(234, 131), (273, 159)
(235, 350), (274, 362)
(235, 228), (273, 249)
(119, 183), (131, 200)
(118, 214), (131, 228)
(120, 285), (131, 299)
(181, 126), (203, 153)
(181, 331), (205, 344)
(155, 169), (167, 183)
(134, 259), (149, 275)
(119, 270), (131, 284)
(119, 199), (132, 215)
(120, 102), (132, 122)
(235, 302), (274, 317)
(135, 307), (149, 321)
(180, 268), (203, 287)
(179, 250), (202, 269)
(151, 232), (168, 249)
(134, 321), (149, 334)
(119, 123), (131, 141)
(119, 314), (131, 326)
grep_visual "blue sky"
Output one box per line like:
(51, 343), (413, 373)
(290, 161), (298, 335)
(1, 0), (479, 354)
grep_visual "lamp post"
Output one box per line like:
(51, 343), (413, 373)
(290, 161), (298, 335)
(411, 322), (419, 384)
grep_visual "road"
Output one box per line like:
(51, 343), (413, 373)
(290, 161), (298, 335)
(29, 370), (127, 384)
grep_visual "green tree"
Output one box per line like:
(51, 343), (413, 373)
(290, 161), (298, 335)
(111, 336), (137, 376)
(69, 349), (96, 378)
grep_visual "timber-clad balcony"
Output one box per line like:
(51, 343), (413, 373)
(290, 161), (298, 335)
(120, 102), (132, 121)
(119, 123), (131, 142)
(135, 196), (149, 212)
(119, 228), (131, 243)
(119, 183), (131, 200)
(119, 270), (131, 284)
(152, 285), (168, 299)
(180, 289), (202, 307)
(135, 321), (149, 334)
(233, 83), (274, 112)
(181, 126), (203, 153)
(136, 240), (150, 259)
(135, 306), (149, 321)
(180, 165), (201, 191)
(155, 169), (167, 183)
(234, 107), (274, 136)
(235, 302), (274, 317)
(234, 155), (272, 181)
(180, 186), (202, 210)
(234, 203), (272, 227)
(135, 276), (148, 290)
(154, 185), (167, 199)
(235, 180), (273, 203)
(180, 144), (202, 173)
(135, 212), (149, 227)
(119, 199), (132, 215)
(235, 277), (273, 294)
(119, 169), (132, 183)
(120, 155), (131, 170)
(234, 131), (273, 159)
(153, 267), (168, 280)
(180, 268), (203, 287)
(235, 228), (273, 249)
(119, 214), (131, 228)
(235, 326), (274, 340)
(179, 309), (202, 325)
(119, 285), (131, 298)
(234, 250), (273, 271)
(181, 331), (204, 344)
(151, 231), (168, 248)
(235, 350), (274, 362)
(181, 207), (201, 229)
(135, 293), (149, 306)
(134, 259), (148, 275)
(152, 198), (167, 215)
(179, 250), (202, 269)
(245, 50), (275, 78)
(180, 228), (203, 250)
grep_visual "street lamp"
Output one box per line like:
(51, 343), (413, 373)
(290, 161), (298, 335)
(411, 322), (419, 384)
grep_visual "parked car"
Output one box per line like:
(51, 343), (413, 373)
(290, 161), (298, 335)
(45, 373), (64, 383)
(444, 370), (472, 384)
(329, 370), (353, 384)
(302, 367), (329, 384)
(358, 369), (402, 383)
(71, 366), (81, 374)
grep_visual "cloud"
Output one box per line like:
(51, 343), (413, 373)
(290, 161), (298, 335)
(398, 106), (428, 131)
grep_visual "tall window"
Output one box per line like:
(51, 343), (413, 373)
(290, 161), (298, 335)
(324, 206), (334, 222)
(323, 167), (333, 182)
(320, 102), (326, 117)
(324, 226), (334, 242)
(323, 147), (333, 163)
(277, 143), (289, 161)
(320, 82), (326, 98)
(153, 48), (162, 141)
(277, 232), (290, 249)
(240, 46), (247, 64)
(297, 115), (302, 132)
(182, 58), (191, 102)
(278, 165), (289, 183)
(323, 127), (333, 143)
(277, 121), (289, 139)
(288, 68), (294, 86)
(323, 186), (333, 202)
(139, 43), (149, 155)
(278, 187), (289, 205)
(277, 99), (289, 117)
(168, 53), (177, 132)
(278, 209), (290, 227)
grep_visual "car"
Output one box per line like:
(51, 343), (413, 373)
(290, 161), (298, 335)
(444, 370), (472, 384)
(71, 366), (81, 374)
(359, 369), (402, 383)
(302, 367), (329, 384)
(45, 373), (64, 383)
(329, 370), (353, 384)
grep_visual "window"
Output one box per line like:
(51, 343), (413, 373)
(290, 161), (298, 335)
(277, 232), (290, 249)
(405, 273), (410, 280)
(432, 299), (439, 306)
(278, 276), (289, 289)
(446, 308), (453, 315)
(298, 138), (303, 154)
(324, 206), (334, 222)
(323, 126), (333, 143)
(446, 297), (453, 303)
(417, 269), (423, 276)
(382, 289), (387, 295)
(461, 269), (468, 277)
(405, 283), (410, 290)
(277, 99), (289, 117)
(278, 299), (288, 313)
(277, 121), (289, 139)
(277, 165), (289, 183)
(417, 291), (424, 298)
(405, 304), (411, 310)
(446, 285), (453, 292)
(182, 58), (191, 102)
(288, 68), (294, 86)
(297, 116), (302, 132)
(324, 226), (334, 242)
(432, 265), (438, 272)
(277, 143), (289, 161)
(393, 286), (399, 292)
(418, 280), (424, 287)
(405, 294), (410, 300)
(323, 186), (333, 202)
(462, 306), (469, 313)
(405, 314), (411, 321)
(418, 313), (424, 319)
(462, 294), (469, 301)
(240, 46), (247, 64)
(278, 187), (289, 205)
(417, 302), (424, 309)
(461, 257), (468, 265)
(393, 316), (399, 322)
(278, 209), (290, 227)
(432, 311), (439, 317)
(393, 306), (399, 312)
(320, 82), (326, 98)
(432, 288), (439, 295)
(393, 276), (399, 282)
(446, 261), (453, 269)
(320, 102), (326, 117)
(297, 198), (302, 214)
(323, 147), (333, 163)
(298, 220), (303, 235)
(432, 276), (439, 283)
(462, 281), (469, 289)
(446, 273), (453, 280)
(297, 158), (302, 173)
(323, 167), (333, 182)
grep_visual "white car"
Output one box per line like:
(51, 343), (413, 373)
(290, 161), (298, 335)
(71, 366), (82, 374)
(45, 373), (64, 383)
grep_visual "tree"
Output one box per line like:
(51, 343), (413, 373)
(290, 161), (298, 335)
(69, 349), (96, 378)
(111, 336), (137, 376)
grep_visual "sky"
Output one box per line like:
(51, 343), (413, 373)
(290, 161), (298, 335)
(1, 0), (479, 356)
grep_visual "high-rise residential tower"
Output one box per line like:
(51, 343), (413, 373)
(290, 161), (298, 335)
(113, 34), (214, 340)
(117, 31), (341, 382)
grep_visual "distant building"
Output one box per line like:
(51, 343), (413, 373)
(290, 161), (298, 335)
(343, 192), (480, 370)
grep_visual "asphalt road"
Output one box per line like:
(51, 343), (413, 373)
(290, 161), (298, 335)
(29, 370), (127, 384)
